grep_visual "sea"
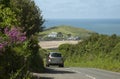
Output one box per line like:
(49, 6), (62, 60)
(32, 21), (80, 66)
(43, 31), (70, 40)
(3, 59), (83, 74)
(43, 19), (120, 35)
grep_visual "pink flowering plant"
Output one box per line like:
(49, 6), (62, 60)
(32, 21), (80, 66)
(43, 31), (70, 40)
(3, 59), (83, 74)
(4, 27), (26, 43)
(0, 26), (26, 53)
(0, 26), (28, 78)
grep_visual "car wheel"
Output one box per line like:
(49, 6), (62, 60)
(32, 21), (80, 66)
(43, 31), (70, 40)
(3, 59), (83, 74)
(46, 64), (49, 67)
(59, 64), (64, 67)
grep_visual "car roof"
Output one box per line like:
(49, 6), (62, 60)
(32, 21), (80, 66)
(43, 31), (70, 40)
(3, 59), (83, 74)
(49, 52), (61, 54)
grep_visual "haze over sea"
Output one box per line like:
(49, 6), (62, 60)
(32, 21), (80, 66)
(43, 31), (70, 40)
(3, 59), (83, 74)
(44, 19), (120, 35)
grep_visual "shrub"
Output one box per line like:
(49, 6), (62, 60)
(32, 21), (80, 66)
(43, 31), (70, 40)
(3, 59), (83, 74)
(0, 27), (29, 79)
(27, 36), (44, 73)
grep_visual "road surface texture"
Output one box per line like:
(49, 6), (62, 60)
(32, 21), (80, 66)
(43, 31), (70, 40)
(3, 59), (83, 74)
(32, 67), (120, 79)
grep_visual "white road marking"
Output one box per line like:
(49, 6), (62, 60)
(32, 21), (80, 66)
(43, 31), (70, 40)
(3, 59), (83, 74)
(65, 68), (96, 79)
(86, 74), (96, 79)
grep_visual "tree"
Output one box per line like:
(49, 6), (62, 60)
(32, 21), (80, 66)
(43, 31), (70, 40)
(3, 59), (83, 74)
(9, 0), (45, 73)
(10, 0), (44, 37)
(67, 33), (71, 37)
(57, 32), (63, 38)
(0, 0), (10, 7)
(0, 0), (45, 78)
(0, 5), (18, 28)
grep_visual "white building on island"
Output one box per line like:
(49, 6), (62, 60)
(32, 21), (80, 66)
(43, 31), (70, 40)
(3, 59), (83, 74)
(48, 32), (57, 37)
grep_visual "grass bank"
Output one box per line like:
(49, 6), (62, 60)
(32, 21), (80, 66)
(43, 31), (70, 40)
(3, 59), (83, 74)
(65, 58), (120, 72)
(59, 33), (120, 72)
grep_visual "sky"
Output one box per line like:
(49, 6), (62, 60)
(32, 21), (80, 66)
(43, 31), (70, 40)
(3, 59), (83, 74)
(34, 0), (120, 19)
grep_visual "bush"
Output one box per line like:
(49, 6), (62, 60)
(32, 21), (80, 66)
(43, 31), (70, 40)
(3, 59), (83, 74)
(28, 37), (44, 73)
(59, 33), (120, 72)
(0, 45), (29, 79)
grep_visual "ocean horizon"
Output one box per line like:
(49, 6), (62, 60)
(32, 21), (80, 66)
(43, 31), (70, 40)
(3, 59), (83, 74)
(43, 19), (120, 35)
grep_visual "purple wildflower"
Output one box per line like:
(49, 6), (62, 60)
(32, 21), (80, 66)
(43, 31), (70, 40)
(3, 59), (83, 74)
(0, 42), (8, 50)
(0, 43), (4, 50)
(18, 36), (26, 42)
(4, 27), (9, 34)
(7, 28), (19, 37)
(4, 27), (26, 43)
(0, 27), (27, 53)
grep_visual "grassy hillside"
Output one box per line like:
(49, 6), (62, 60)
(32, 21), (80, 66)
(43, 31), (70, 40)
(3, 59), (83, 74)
(39, 25), (94, 40)
(59, 34), (120, 72)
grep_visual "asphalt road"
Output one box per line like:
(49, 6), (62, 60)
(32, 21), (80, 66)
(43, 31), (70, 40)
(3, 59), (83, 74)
(32, 67), (120, 79)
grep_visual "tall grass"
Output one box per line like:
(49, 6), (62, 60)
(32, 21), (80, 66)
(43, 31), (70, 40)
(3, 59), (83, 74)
(65, 56), (120, 72)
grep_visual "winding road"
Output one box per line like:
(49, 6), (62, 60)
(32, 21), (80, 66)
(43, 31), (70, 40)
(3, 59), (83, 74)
(32, 67), (120, 79)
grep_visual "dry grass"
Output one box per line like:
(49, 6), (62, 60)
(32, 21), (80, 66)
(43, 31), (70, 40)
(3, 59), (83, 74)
(39, 40), (80, 49)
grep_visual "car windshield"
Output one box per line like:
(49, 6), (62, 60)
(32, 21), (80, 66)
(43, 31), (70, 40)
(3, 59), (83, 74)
(51, 53), (61, 57)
